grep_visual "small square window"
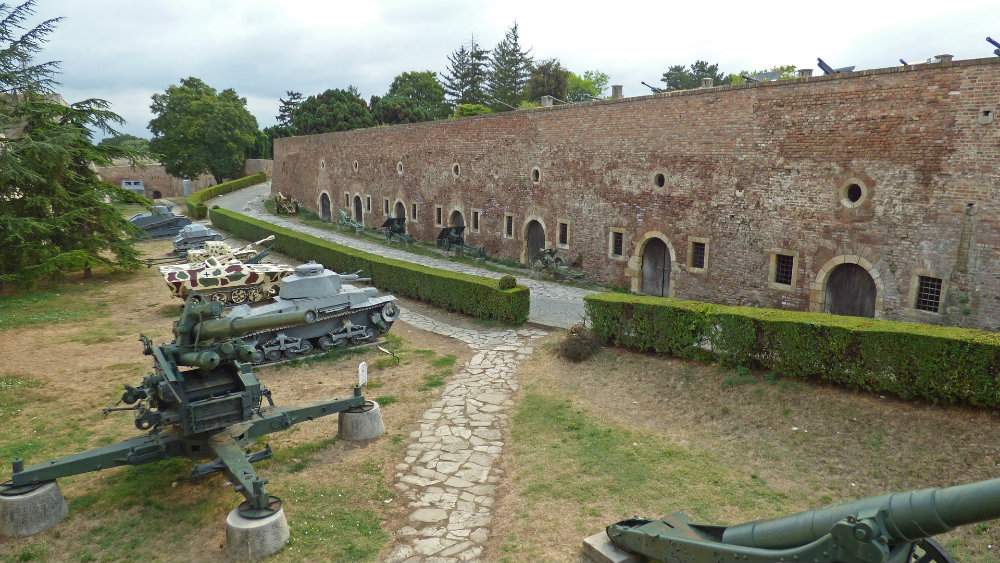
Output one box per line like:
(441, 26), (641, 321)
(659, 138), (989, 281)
(411, 203), (418, 221)
(915, 276), (943, 312)
(774, 254), (794, 285)
(365, 196), (372, 213)
(384, 198), (390, 215)
(504, 214), (514, 238)
(558, 221), (569, 247)
(435, 205), (443, 227)
(471, 210), (480, 233)
(610, 231), (624, 257)
(691, 241), (706, 269)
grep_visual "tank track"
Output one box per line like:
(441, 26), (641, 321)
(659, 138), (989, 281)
(240, 300), (398, 365)
(192, 284), (270, 305)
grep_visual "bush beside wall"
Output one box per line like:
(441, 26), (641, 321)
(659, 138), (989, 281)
(585, 292), (1000, 407)
(185, 173), (268, 219)
(210, 208), (530, 323)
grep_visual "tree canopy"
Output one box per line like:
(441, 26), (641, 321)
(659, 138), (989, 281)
(486, 23), (532, 111)
(98, 133), (150, 153)
(567, 70), (610, 102)
(148, 77), (260, 183)
(660, 60), (732, 91)
(1, 0), (149, 288)
(386, 71), (449, 120)
(291, 88), (376, 135)
(441, 36), (489, 107)
(371, 95), (433, 125)
(528, 58), (570, 102)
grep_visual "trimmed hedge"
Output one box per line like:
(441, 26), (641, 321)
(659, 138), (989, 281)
(185, 173), (268, 219)
(210, 208), (530, 323)
(585, 292), (1000, 407)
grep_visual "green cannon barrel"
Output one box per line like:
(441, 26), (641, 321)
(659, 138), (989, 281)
(193, 309), (314, 340)
(722, 477), (1000, 549)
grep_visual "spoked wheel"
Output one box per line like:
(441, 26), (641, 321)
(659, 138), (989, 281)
(230, 288), (248, 304)
(210, 291), (228, 304)
(237, 495), (282, 519)
(248, 287), (264, 302)
(910, 538), (957, 563)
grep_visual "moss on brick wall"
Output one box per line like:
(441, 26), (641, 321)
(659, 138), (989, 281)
(210, 208), (530, 324)
(585, 292), (1000, 407)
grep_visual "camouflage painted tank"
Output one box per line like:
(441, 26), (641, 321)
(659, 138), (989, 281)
(185, 235), (275, 263)
(225, 262), (399, 362)
(159, 256), (295, 304)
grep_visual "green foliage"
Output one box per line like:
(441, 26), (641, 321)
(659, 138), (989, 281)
(210, 208), (530, 323)
(528, 58), (570, 102)
(567, 70), (610, 102)
(660, 60), (732, 91)
(0, 1), (150, 289)
(276, 90), (302, 128)
(729, 65), (798, 85)
(148, 77), (261, 183)
(371, 95), (433, 125)
(292, 88), (375, 135)
(386, 71), (450, 119)
(452, 103), (492, 118)
(97, 133), (151, 153)
(498, 274), (517, 289)
(487, 23), (532, 111)
(441, 36), (490, 107)
(185, 172), (266, 218)
(585, 292), (1000, 407)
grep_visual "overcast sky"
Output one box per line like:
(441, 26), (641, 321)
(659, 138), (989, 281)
(31, 0), (1000, 138)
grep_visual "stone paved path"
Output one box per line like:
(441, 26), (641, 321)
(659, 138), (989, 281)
(211, 183), (595, 329)
(385, 305), (548, 562)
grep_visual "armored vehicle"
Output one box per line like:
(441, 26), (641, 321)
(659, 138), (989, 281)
(185, 235), (275, 264)
(159, 256), (294, 304)
(128, 204), (191, 238)
(172, 224), (223, 254)
(225, 262), (399, 362)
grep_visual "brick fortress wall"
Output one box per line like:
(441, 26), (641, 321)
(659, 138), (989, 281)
(97, 162), (215, 199)
(273, 57), (1000, 330)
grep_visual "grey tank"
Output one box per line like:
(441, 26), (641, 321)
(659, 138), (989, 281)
(172, 224), (223, 253)
(225, 262), (399, 362)
(128, 204), (192, 238)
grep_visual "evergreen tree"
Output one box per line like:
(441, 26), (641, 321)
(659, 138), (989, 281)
(528, 58), (569, 102)
(276, 90), (302, 128)
(441, 36), (489, 107)
(486, 22), (532, 111)
(0, 0), (149, 288)
(386, 71), (449, 120)
(291, 88), (375, 135)
(660, 60), (731, 91)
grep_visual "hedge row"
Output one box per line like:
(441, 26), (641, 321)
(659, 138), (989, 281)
(210, 208), (530, 323)
(584, 292), (1000, 407)
(185, 173), (268, 219)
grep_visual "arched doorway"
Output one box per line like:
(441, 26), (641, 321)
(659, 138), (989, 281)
(449, 210), (464, 228)
(825, 263), (876, 317)
(641, 238), (670, 297)
(525, 220), (545, 262)
(394, 201), (405, 220)
(320, 193), (331, 220)
(353, 195), (363, 224)
(152, 190), (162, 199)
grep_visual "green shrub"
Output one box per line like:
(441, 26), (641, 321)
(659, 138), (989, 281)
(210, 208), (529, 323)
(585, 292), (1000, 407)
(185, 173), (267, 219)
(557, 323), (600, 362)
(498, 275), (517, 290)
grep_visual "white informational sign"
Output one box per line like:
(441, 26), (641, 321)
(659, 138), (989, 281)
(358, 361), (368, 387)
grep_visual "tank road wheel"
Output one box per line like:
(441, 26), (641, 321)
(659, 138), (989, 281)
(909, 538), (957, 563)
(248, 287), (265, 302)
(317, 336), (335, 351)
(351, 328), (374, 345)
(381, 302), (399, 322)
(333, 337), (348, 348)
(298, 340), (314, 356)
(210, 291), (229, 304)
(265, 350), (282, 362)
(230, 288), (249, 304)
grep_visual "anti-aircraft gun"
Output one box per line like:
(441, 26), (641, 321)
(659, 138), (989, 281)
(0, 298), (384, 556)
(603, 476), (1000, 563)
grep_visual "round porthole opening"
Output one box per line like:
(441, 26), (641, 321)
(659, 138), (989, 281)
(654, 172), (666, 188)
(846, 183), (862, 203)
(352, 160), (359, 172)
(531, 167), (541, 183)
(397, 162), (404, 176)
(452, 163), (460, 177)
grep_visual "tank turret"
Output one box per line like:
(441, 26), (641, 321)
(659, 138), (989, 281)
(226, 262), (399, 362)
(172, 224), (223, 254)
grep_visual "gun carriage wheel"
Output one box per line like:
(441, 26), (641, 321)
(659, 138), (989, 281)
(910, 538), (957, 563)
(237, 495), (283, 519)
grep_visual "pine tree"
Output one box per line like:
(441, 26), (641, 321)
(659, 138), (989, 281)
(441, 36), (489, 107)
(486, 22), (532, 111)
(276, 90), (302, 128)
(0, 0), (149, 288)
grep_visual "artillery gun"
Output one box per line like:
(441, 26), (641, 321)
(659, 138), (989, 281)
(436, 225), (485, 258)
(602, 477), (1000, 563)
(128, 203), (192, 238)
(531, 248), (584, 281)
(0, 298), (384, 557)
(273, 192), (300, 214)
(381, 216), (414, 245)
(225, 262), (399, 362)
(338, 209), (365, 233)
(184, 235), (276, 264)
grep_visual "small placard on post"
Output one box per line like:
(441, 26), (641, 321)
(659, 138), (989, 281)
(358, 361), (368, 387)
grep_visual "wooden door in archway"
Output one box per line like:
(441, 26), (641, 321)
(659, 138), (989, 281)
(449, 210), (465, 227)
(320, 193), (331, 220)
(395, 201), (405, 219)
(526, 220), (545, 262)
(353, 196), (363, 224)
(641, 238), (670, 297)
(825, 263), (876, 317)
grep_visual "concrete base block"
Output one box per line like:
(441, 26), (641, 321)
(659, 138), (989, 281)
(338, 400), (385, 441)
(226, 507), (290, 561)
(582, 530), (640, 563)
(0, 481), (68, 538)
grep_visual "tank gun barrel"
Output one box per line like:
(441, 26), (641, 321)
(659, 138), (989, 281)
(193, 309), (314, 340)
(722, 477), (1000, 549)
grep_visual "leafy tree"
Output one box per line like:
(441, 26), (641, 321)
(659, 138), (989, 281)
(387, 71), (449, 120)
(660, 60), (732, 91)
(441, 36), (489, 107)
(148, 77), (260, 183)
(291, 88), (375, 135)
(528, 58), (569, 102)
(486, 22), (532, 111)
(276, 90), (302, 128)
(98, 133), (151, 153)
(567, 70), (610, 102)
(452, 104), (492, 118)
(728, 65), (797, 85)
(1, 0), (149, 288)
(371, 95), (432, 125)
